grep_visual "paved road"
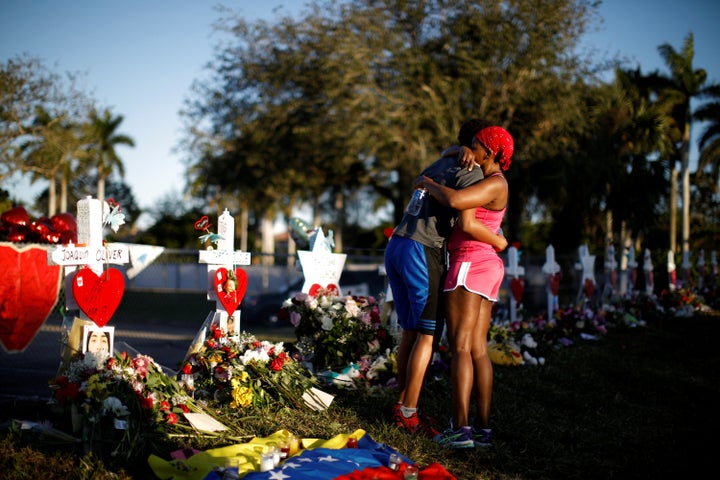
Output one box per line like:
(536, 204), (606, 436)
(0, 316), (295, 402)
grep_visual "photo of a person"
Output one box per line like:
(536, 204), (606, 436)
(226, 315), (237, 336)
(82, 326), (114, 356)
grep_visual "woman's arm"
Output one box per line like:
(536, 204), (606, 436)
(457, 208), (508, 251)
(417, 175), (504, 211)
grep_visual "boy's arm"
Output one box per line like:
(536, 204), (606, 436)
(457, 208), (508, 252)
(441, 145), (477, 171)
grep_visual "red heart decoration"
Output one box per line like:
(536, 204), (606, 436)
(549, 273), (561, 296)
(308, 283), (340, 297)
(0, 244), (63, 352)
(1, 206), (30, 227)
(194, 215), (211, 231)
(510, 277), (524, 303)
(6, 225), (27, 243)
(72, 267), (125, 327)
(214, 267), (248, 316)
(584, 278), (595, 298)
(50, 213), (77, 243)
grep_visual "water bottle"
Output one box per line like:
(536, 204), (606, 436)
(406, 188), (427, 216)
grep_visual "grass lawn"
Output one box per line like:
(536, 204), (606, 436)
(2, 312), (718, 480)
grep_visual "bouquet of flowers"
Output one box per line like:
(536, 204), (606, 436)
(181, 327), (317, 409)
(50, 350), (218, 462)
(278, 287), (396, 372)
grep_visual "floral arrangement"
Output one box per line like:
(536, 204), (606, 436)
(181, 327), (317, 409)
(49, 350), (219, 462)
(278, 287), (396, 373)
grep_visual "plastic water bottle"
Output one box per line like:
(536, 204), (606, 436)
(406, 188), (427, 216)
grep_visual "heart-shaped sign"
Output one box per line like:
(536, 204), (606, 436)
(72, 267), (125, 327)
(308, 283), (340, 297)
(510, 277), (524, 303)
(583, 278), (595, 298)
(0, 244), (62, 353)
(194, 215), (211, 231)
(214, 267), (248, 316)
(549, 273), (561, 296)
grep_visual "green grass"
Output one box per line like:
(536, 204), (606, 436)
(2, 313), (718, 479)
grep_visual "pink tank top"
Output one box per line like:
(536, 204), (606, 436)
(447, 173), (506, 256)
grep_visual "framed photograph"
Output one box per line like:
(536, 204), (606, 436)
(224, 314), (238, 337)
(82, 325), (114, 356)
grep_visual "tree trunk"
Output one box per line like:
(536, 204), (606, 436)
(59, 174), (68, 214)
(239, 199), (249, 252)
(261, 215), (275, 266)
(669, 164), (678, 253)
(333, 191), (344, 253)
(681, 125), (691, 261)
(97, 176), (105, 203)
(48, 174), (57, 217)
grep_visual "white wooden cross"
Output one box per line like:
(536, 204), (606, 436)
(604, 243), (618, 291)
(47, 196), (129, 362)
(197, 209), (251, 334)
(505, 246), (525, 322)
(620, 245), (638, 296)
(541, 244), (561, 323)
(643, 248), (654, 295)
(681, 250), (691, 289)
(574, 244), (595, 304)
(667, 250), (677, 291)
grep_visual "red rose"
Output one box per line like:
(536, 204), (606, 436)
(270, 357), (285, 371)
(181, 364), (193, 375)
(178, 404), (189, 413)
(106, 357), (116, 369)
(140, 396), (154, 409)
(165, 412), (178, 425)
(159, 400), (171, 411)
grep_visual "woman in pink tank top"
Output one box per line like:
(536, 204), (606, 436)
(418, 126), (513, 448)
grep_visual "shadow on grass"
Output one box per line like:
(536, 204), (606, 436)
(2, 313), (718, 479)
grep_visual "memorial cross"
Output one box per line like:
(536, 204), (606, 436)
(574, 244), (596, 304)
(505, 246), (525, 322)
(197, 209), (251, 335)
(643, 249), (654, 295)
(697, 250), (705, 290)
(620, 245), (638, 296)
(47, 197), (129, 362)
(681, 250), (692, 289)
(667, 250), (677, 291)
(541, 245), (561, 323)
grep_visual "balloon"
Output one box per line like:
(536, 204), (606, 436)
(0, 206), (30, 227)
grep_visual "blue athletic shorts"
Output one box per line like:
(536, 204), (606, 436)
(384, 236), (445, 336)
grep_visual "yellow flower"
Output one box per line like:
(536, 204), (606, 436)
(208, 352), (223, 364)
(85, 374), (107, 399)
(230, 384), (253, 408)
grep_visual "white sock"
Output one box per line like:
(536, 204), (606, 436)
(400, 406), (417, 418)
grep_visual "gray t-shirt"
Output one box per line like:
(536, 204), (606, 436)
(392, 156), (484, 249)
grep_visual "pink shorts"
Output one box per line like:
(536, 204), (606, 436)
(444, 252), (504, 302)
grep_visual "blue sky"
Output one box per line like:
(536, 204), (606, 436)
(2, 0), (719, 222)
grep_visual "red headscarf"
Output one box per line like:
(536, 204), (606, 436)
(475, 126), (514, 171)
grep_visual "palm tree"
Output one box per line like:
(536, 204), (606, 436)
(693, 84), (720, 193)
(592, 68), (672, 249)
(655, 32), (709, 258)
(21, 107), (84, 215)
(85, 108), (134, 202)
